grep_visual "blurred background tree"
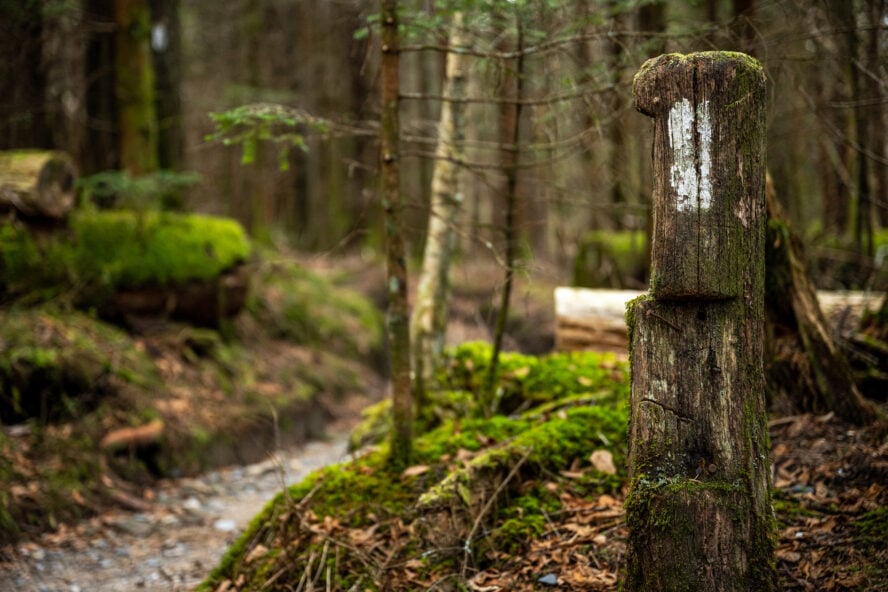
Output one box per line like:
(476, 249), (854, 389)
(0, 0), (885, 289)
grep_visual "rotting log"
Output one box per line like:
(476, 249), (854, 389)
(0, 150), (77, 219)
(624, 52), (777, 591)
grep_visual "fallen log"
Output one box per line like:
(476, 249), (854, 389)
(0, 150), (77, 219)
(555, 287), (884, 354)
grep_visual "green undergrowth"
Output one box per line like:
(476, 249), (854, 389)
(0, 248), (385, 543)
(0, 306), (161, 540)
(245, 254), (383, 358)
(349, 341), (628, 450)
(855, 506), (888, 550)
(0, 209), (250, 302)
(198, 345), (630, 592)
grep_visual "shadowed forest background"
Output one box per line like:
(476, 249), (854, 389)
(1, 1), (887, 591)
(2, 0), (886, 284)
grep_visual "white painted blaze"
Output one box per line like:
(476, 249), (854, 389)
(667, 98), (713, 212)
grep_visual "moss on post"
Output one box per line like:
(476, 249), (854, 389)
(625, 52), (777, 591)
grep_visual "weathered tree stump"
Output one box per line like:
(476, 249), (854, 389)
(0, 150), (77, 219)
(624, 52), (777, 591)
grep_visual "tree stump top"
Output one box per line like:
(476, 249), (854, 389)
(632, 51), (766, 301)
(633, 51), (764, 117)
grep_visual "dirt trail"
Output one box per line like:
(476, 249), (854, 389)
(1, 433), (354, 592)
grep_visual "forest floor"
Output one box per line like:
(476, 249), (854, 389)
(2, 406), (885, 591)
(0, 256), (885, 591)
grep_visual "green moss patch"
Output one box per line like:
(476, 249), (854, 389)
(198, 347), (630, 592)
(0, 210), (250, 301)
(0, 307), (160, 425)
(855, 506), (888, 550)
(0, 307), (160, 540)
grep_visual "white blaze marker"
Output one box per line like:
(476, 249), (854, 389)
(667, 99), (713, 212)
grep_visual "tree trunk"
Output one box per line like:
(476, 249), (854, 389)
(0, 150), (77, 219)
(149, 0), (184, 172)
(765, 183), (880, 426)
(625, 52), (776, 592)
(410, 12), (471, 410)
(607, 0), (628, 230)
(483, 8), (524, 417)
(114, 0), (159, 175)
(380, 0), (412, 468)
(868, 0), (888, 228)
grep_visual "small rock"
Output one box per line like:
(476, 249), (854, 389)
(538, 573), (559, 586)
(179, 478), (214, 496)
(160, 513), (181, 526)
(112, 515), (154, 537)
(213, 518), (237, 532)
(182, 496), (203, 512)
(590, 449), (617, 475)
(246, 459), (278, 478)
(90, 538), (109, 549)
(162, 542), (187, 558)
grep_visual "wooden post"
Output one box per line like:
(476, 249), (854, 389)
(625, 52), (777, 591)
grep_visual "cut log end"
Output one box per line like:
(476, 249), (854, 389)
(0, 150), (78, 219)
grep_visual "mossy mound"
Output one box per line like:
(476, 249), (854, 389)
(0, 307), (161, 539)
(198, 347), (630, 592)
(350, 342), (629, 450)
(0, 209), (250, 302)
(0, 307), (160, 425)
(245, 255), (383, 358)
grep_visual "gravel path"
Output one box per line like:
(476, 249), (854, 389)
(1, 434), (354, 592)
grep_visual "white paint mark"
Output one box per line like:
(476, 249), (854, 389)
(667, 98), (713, 212)
(696, 101), (713, 210)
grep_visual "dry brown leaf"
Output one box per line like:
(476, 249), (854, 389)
(590, 450), (617, 475)
(563, 523), (597, 537)
(777, 548), (802, 563)
(401, 464), (430, 478)
(244, 544), (267, 564)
